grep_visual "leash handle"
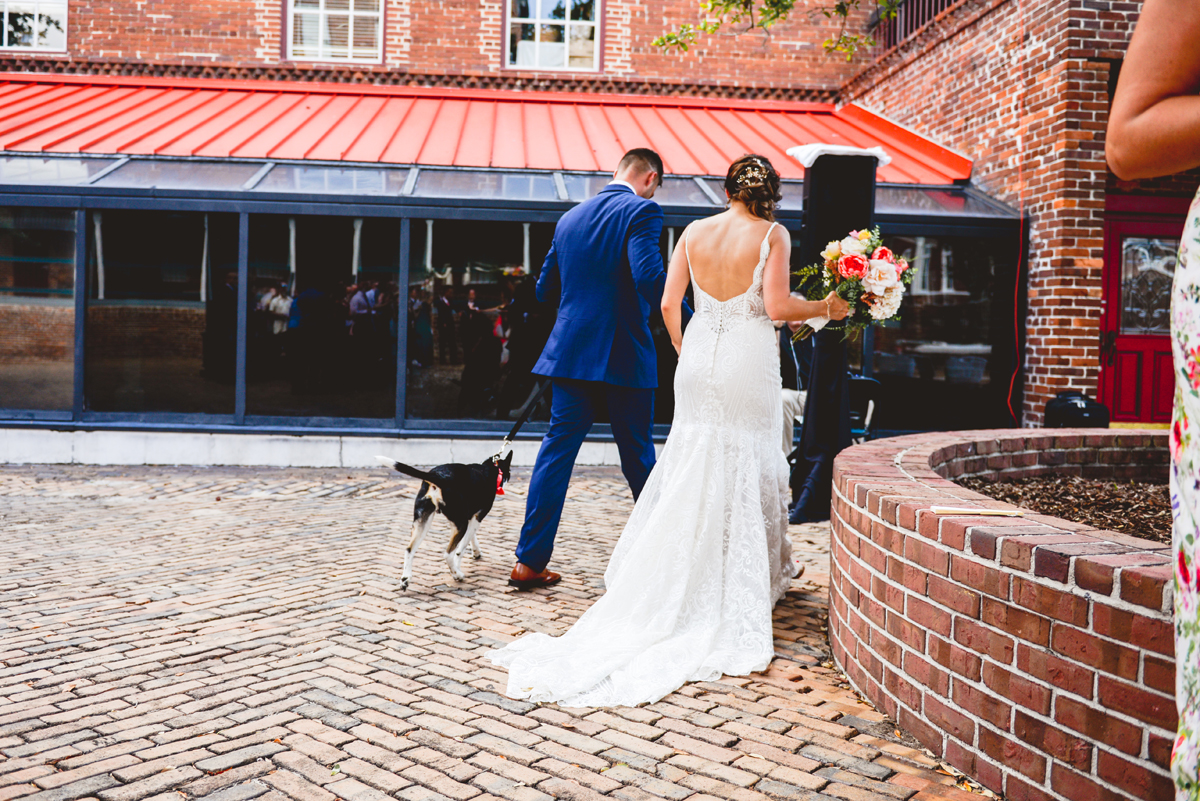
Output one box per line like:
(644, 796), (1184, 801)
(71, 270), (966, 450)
(493, 381), (551, 462)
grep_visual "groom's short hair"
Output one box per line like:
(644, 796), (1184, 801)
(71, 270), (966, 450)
(618, 148), (664, 186)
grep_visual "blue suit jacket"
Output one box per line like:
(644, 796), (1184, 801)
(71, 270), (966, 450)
(533, 184), (666, 389)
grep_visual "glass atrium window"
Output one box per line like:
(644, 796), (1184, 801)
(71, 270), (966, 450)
(0, 208), (75, 411)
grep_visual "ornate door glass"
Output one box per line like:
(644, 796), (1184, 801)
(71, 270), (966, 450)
(1121, 236), (1178, 334)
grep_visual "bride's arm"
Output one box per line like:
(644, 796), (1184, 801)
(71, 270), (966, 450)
(762, 227), (849, 322)
(661, 228), (691, 355)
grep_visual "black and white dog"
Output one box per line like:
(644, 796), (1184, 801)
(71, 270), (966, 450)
(376, 453), (513, 590)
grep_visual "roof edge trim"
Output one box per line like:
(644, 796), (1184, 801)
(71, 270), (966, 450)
(0, 72), (837, 114)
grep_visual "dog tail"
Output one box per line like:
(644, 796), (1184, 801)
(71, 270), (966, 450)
(375, 456), (443, 487)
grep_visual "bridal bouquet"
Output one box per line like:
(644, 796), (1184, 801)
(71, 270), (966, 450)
(792, 226), (916, 341)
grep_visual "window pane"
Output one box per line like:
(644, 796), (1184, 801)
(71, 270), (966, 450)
(254, 165), (409, 195)
(353, 0), (379, 10)
(510, 0), (530, 17)
(538, 24), (565, 67)
(405, 220), (554, 422)
(294, 0), (318, 7)
(293, 11), (320, 56)
(0, 156), (116, 185)
(327, 0), (351, 9)
(323, 14), (351, 58)
(85, 211), (237, 415)
(1121, 236), (1177, 335)
(415, 169), (558, 200)
(538, 0), (566, 19)
(868, 234), (1020, 431)
(93, 160), (262, 191)
(570, 0), (593, 21)
(562, 172), (610, 201)
(6, 3), (36, 47)
(653, 177), (719, 207)
(352, 14), (378, 58)
(245, 215), (398, 421)
(509, 22), (535, 66)
(0, 208), (74, 412)
(38, 5), (66, 49)
(568, 24), (594, 68)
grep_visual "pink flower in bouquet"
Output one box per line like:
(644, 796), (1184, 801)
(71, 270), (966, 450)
(870, 246), (895, 262)
(896, 257), (910, 274)
(837, 253), (870, 279)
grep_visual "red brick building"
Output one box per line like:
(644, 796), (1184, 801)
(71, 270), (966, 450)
(0, 0), (1180, 432)
(845, 0), (1190, 426)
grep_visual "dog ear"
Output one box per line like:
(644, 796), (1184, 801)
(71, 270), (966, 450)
(501, 451), (514, 469)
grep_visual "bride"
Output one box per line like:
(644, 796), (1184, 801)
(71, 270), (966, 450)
(487, 155), (851, 708)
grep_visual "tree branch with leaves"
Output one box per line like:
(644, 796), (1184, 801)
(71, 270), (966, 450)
(653, 0), (902, 60)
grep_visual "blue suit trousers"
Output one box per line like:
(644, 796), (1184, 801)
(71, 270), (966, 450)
(515, 378), (656, 573)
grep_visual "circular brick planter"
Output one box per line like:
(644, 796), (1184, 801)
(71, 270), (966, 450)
(829, 429), (1173, 801)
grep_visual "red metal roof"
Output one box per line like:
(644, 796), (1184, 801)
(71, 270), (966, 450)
(0, 73), (972, 184)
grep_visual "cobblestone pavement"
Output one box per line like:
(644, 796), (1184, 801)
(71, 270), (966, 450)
(1, 465), (981, 801)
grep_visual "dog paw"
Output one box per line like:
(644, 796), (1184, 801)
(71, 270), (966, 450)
(400, 578), (410, 591)
(452, 571), (465, 582)
(471, 551), (482, 560)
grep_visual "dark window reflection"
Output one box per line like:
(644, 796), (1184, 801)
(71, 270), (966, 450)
(0, 208), (75, 411)
(85, 211), (238, 415)
(245, 215), (399, 421)
(405, 219), (686, 426)
(406, 219), (556, 422)
(873, 234), (1020, 431)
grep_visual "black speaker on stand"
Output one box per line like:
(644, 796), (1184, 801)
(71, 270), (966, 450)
(789, 154), (878, 523)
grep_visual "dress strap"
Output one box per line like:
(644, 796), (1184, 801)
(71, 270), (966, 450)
(759, 222), (779, 260)
(752, 222), (779, 286)
(682, 223), (695, 281)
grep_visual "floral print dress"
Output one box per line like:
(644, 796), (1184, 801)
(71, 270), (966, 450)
(1173, 193), (1200, 799)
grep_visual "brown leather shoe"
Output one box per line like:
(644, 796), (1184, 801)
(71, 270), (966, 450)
(508, 562), (562, 590)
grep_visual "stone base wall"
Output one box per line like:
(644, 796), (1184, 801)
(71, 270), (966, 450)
(830, 429), (1173, 801)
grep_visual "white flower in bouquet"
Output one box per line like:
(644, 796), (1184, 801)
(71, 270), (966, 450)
(868, 284), (904, 320)
(820, 240), (842, 261)
(839, 235), (869, 256)
(861, 259), (900, 296)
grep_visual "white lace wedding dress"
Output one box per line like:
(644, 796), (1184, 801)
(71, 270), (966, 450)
(487, 222), (796, 708)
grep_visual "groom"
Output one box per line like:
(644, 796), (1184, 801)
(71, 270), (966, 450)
(509, 148), (667, 590)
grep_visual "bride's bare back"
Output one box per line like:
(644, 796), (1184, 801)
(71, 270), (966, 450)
(684, 211), (777, 301)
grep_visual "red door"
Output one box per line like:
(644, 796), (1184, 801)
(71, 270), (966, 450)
(1099, 215), (1182, 424)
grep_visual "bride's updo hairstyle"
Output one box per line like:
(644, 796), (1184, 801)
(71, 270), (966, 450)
(725, 154), (783, 222)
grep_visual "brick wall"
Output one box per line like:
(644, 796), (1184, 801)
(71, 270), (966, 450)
(830, 430), (1173, 801)
(85, 305), (207, 361)
(842, 0), (1194, 426)
(11, 0), (864, 97)
(0, 304), (75, 362)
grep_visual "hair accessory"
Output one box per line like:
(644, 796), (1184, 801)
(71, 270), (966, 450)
(736, 164), (768, 188)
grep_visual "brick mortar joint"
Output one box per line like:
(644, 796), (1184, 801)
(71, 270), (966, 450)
(829, 509), (1176, 782)
(833, 485), (1173, 646)
(827, 584), (1172, 801)
(827, 568), (1171, 783)
(859, 507), (1171, 622)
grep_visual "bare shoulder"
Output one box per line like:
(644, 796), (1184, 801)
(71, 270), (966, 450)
(768, 221), (790, 248)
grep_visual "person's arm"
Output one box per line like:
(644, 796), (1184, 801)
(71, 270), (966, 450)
(661, 226), (692, 354)
(761, 226), (849, 322)
(536, 239), (561, 305)
(628, 202), (667, 311)
(1107, 0), (1200, 180)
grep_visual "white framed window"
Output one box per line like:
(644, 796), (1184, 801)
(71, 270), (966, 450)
(507, 0), (599, 71)
(288, 0), (382, 63)
(2, 1), (67, 51)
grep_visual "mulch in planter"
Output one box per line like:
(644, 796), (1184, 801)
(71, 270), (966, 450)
(958, 475), (1172, 546)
